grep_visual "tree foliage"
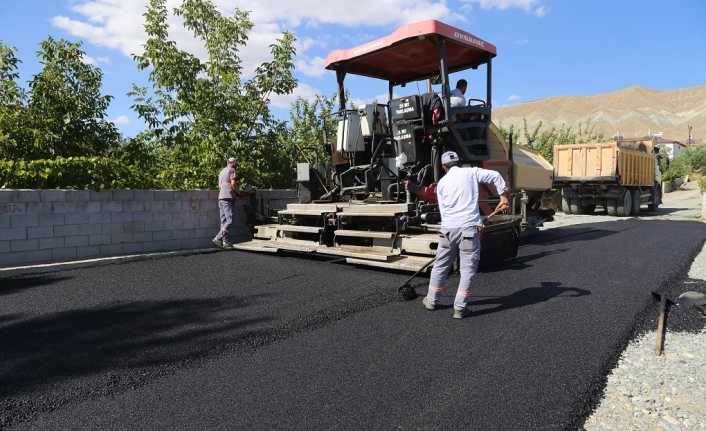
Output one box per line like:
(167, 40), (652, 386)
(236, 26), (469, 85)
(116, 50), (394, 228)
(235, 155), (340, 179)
(663, 146), (706, 182)
(1, 39), (120, 187)
(0, 43), (31, 162)
(27, 37), (119, 157)
(500, 119), (604, 163)
(130, 0), (298, 189)
(286, 94), (337, 165)
(0, 157), (155, 189)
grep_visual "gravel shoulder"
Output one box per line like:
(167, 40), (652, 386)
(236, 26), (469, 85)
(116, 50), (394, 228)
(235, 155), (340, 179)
(584, 250), (706, 431)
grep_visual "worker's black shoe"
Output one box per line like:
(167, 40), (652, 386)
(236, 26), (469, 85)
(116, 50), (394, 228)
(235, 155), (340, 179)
(212, 238), (223, 248)
(452, 307), (471, 319)
(422, 297), (436, 310)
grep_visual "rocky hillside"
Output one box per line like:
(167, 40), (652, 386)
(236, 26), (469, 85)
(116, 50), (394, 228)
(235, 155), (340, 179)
(493, 85), (706, 143)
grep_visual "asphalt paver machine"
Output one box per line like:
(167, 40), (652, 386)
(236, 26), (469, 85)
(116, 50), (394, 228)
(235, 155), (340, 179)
(235, 20), (553, 272)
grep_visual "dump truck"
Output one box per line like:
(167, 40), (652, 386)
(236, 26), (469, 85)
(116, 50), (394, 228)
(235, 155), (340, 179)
(235, 20), (554, 272)
(553, 140), (662, 216)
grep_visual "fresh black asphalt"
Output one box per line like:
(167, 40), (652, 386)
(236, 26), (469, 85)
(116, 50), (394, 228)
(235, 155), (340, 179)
(1, 219), (705, 430)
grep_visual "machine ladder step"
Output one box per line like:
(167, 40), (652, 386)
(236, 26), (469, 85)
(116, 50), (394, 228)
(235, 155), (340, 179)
(279, 203), (342, 216)
(319, 245), (401, 261)
(276, 224), (323, 234)
(334, 229), (395, 239)
(340, 203), (408, 217)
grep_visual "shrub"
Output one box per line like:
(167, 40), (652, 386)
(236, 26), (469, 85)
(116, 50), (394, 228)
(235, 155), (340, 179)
(0, 157), (159, 189)
(661, 163), (689, 183)
(677, 146), (706, 173)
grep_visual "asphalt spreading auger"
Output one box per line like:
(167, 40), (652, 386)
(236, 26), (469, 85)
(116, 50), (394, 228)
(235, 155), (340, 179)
(235, 19), (555, 275)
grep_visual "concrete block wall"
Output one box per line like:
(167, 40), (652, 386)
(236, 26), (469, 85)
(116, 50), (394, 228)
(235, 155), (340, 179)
(254, 189), (298, 219)
(0, 189), (298, 268)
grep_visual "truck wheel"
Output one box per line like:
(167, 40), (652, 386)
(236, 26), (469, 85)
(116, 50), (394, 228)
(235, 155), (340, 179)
(569, 200), (580, 214)
(615, 189), (632, 217)
(630, 189), (641, 215)
(579, 203), (595, 214)
(648, 184), (661, 211)
(606, 200), (618, 216)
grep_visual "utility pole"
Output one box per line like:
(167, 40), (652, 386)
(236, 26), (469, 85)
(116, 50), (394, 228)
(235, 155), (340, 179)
(688, 125), (693, 145)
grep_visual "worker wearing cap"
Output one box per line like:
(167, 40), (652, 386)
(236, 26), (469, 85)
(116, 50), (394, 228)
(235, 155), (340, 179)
(423, 151), (510, 319)
(213, 157), (238, 249)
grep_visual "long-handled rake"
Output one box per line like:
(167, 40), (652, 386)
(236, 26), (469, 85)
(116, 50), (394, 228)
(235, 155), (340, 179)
(397, 206), (507, 301)
(397, 257), (437, 300)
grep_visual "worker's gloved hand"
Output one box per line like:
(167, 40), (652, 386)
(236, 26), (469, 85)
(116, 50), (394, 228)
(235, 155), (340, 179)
(495, 193), (510, 213)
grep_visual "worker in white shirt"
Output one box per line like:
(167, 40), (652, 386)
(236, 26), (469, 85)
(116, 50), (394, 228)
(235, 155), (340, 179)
(449, 79), (467, 108)
(423, 151), (510, 319)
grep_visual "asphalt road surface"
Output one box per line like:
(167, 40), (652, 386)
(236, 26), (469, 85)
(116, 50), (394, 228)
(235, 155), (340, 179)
(2, 219), (705, 430)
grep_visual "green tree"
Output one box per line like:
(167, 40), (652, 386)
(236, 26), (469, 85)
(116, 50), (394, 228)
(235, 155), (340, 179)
(0, 44), (27, 156)
(500, 119), (603, 163)
(287, 94), (337, 165)
(0, 43), (32, 186)
(26, 37), (119, 158)
(131, 0), (298, 189)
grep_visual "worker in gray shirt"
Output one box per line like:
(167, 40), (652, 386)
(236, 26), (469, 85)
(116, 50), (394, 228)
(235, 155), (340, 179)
(423, 151), (510, 319)
(212, 157), (238, 249)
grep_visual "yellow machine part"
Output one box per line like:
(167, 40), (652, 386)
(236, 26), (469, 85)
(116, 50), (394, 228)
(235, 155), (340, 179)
(487, 123), (554, 192)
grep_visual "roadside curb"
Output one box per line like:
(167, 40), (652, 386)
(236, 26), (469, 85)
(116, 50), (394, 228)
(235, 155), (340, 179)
(0, 247), (226, 278)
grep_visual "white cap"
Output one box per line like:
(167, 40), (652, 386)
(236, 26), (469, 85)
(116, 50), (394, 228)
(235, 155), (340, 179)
(441, 151), (459, 166)
(227, 157), (236, 163)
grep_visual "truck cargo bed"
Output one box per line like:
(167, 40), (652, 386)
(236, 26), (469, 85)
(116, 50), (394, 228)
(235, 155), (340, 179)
(554, 142), (655, 187)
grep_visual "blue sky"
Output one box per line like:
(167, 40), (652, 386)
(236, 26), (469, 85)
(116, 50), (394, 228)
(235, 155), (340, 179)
(1, 0), (705, 138)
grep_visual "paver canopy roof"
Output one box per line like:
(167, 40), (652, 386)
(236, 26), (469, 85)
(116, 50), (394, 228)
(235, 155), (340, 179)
(324, 20), (497, 84)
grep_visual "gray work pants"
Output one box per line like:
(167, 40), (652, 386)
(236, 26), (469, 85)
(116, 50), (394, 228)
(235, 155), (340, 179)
(427, 227), (481, 310)
(214, 198), (234, 243)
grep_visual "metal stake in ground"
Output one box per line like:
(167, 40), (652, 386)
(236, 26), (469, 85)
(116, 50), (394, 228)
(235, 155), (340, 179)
(652, 292), (673, 356)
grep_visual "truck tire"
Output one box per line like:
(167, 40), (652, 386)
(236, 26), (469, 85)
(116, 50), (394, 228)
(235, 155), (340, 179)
(630, 189), (641, 215)
(648, 184), (661, 211)
(615, 189), (632, 217)
(579, 203), (595, 214)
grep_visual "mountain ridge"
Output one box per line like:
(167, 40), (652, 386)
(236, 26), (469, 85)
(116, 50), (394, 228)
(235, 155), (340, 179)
(493, 84), (706, 143)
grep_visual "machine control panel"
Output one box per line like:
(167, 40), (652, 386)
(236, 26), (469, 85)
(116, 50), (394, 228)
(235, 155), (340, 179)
(390, 95), (422, 121)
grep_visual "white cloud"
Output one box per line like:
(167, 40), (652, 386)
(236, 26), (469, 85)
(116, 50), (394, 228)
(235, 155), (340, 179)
(296, 56), (327, 78)
(507, 94), (521, 102)
(81, 54), (111, 65)
(111, 115), (131, 125)
(81, 54), (97, 65)
(52, 0), (458, 79)
(351, 93), (390, 108)
(460, 0), (547, 16)
(269, 83), (320, 108)
(514, 38), (529, 46)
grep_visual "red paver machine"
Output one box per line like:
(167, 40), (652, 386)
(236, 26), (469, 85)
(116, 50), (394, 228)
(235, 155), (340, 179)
(235, 20), (554, 275)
